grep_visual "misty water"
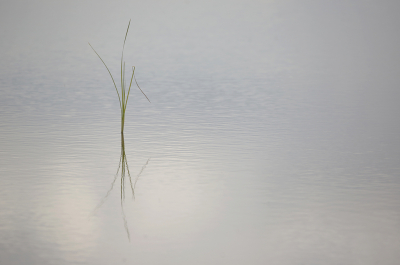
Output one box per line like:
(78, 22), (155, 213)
(1, 0), (400, 264)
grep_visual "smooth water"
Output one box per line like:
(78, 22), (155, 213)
(1, 0), (400, 264)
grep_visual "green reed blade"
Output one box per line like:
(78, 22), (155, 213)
(133, 67), (151, 103)
(88, 42), (122, 110)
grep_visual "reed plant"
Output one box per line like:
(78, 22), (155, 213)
(88, 19), (150, 135)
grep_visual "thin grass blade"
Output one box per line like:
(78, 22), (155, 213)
(121, 20), (131, 97)
(88, 42), (122, 109)
(133, 67), (151, 103)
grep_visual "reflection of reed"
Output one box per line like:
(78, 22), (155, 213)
(93, 133), (150, 241)
(120, 132), (133, 201)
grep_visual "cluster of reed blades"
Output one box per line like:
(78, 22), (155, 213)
(89, 19), (150, 135)
(89, 20), (150, 241)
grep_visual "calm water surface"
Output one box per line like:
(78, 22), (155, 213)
(1, 0), (400, 264)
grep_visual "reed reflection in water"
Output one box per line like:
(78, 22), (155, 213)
(93, 132), (150, 241)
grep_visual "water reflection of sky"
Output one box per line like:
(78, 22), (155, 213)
(1, 0), (400, 264)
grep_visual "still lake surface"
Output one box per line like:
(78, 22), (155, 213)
(1, 0), (399, 264)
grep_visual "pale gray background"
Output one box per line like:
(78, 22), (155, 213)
(1, 0), (399, 264)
